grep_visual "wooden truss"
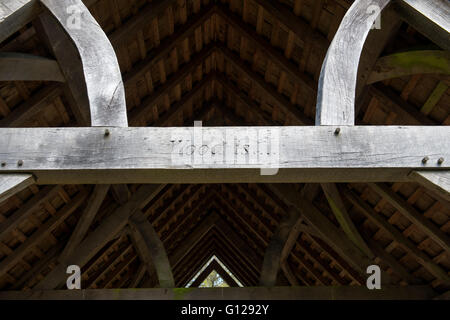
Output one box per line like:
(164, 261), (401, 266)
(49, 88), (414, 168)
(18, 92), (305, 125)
(0, 0), (449, 299)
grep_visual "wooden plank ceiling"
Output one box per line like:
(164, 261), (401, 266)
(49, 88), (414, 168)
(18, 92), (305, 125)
(0, 0), (448, 293)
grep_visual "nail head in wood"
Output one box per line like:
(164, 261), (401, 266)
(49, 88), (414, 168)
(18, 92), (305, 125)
(422, 156), (429, 164)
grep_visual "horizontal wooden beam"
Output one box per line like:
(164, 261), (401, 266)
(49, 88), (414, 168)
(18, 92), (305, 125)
(0, 286), (436, 300)
(0, 126), (448, 184)
(0, 0), (41, 44)
(0, 52), (64, 82)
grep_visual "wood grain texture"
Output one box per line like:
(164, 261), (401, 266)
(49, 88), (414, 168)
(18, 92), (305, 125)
(0, 173), (35, 203)
(316, 0), (391, 125)
(0, 126), (449, 184)
(368, 50), (450, 84)
(0, 52), (65, 82)
(40, 0), (128, 127)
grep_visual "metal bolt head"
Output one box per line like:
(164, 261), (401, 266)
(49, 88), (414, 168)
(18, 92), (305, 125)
(1, 162), (5, 167)
(334, 128), (341, 135)
(17, 160), (23, 166)
(104, 129), (110, 137)
(422, 156), (429, 164)
(437, 157), (444, 165)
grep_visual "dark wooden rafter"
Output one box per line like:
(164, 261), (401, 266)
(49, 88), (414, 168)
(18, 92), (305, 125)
(128, 210), (175, 288)
(321, 183), (374, 259)
(34, 184), (165, 289)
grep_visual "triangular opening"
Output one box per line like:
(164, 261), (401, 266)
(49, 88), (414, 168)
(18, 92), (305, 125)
(185, 255), (244, 288)
(199, 270), (229, 288)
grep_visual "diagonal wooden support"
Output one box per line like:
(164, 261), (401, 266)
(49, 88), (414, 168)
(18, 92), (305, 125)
(260, 206), (300, 286)
(368, 183), (450, 253)
(408, 171), (450, 203)
(395, 0), (450, 51)
(35, 184), (165, 289)
(270, 184), (376, 278)
(129, 210), (175, 288)
(0, 173), (35, 203)
(321, 183), (374, 259)
(58, 184), (110, 262)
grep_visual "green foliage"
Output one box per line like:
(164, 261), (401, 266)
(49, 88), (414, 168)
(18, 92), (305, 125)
(199, 270), (229, 288)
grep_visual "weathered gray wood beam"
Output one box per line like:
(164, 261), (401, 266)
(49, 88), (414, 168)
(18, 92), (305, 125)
(0, 52), (64, 82)
(316, 0), (391, 125)
(260, 206), (300, 286)
(0, 173), (35, 203)
(0, 0), (99, 44)
(58, 184), (110, 262)
(394, 0), (450, 51)
(0, 126), (449, 184)
(368, 50), (450, 84)
(409, 171), (450, 203)
(35, 184), (165, 289)
(40, 0), (127, 127)
(356, 5), (401, 98)
(368, 183), (450, 253)
(321, 183), (374, 259)
(342, 187), (450, 282)
(129, 210), (175, 288)
(0, 285), (437, 300)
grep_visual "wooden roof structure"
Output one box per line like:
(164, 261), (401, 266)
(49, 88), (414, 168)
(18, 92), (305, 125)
(0, 0), (449, 300)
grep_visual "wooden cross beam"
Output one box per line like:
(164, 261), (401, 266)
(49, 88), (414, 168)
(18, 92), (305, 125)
(0, 285), (437, 300)
(0, 126), (448, 184)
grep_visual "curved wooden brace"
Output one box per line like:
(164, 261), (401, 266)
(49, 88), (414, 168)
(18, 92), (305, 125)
(40, 0), (128, 127)
(316, 0), (391, 125)
(368, 50), (450, 84)
(0, 52), (65, 82)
